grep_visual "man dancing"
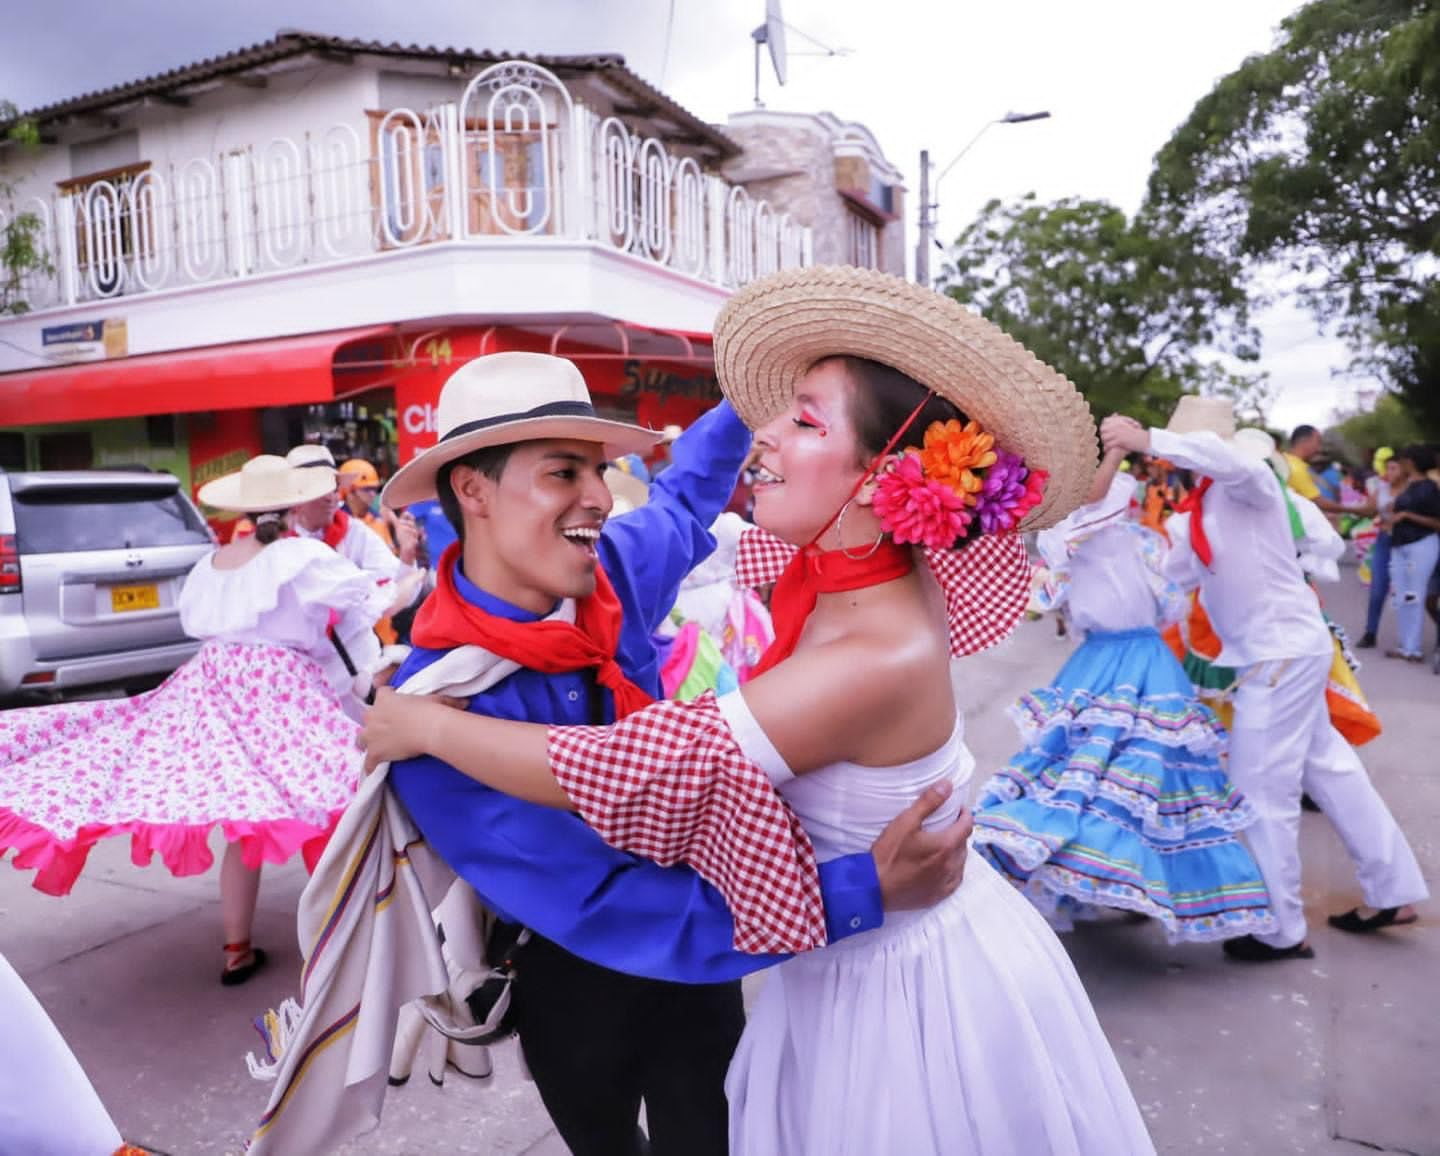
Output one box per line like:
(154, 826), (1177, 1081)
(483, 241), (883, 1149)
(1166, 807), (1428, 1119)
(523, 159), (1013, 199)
(1102, 402), (1427, 962)
(375, 352), (974, 1154)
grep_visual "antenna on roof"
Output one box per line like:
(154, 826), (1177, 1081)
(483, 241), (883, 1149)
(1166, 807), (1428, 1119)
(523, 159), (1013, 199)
(751, 2), (850, 108)
(752, 0), (788, 108)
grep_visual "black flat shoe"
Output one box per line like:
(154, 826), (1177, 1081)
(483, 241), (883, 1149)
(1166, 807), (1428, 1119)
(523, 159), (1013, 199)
(1356, 633), (1377, 649)
(1327, 907), (1419, 934)
(1222, 935), (1314, 962)
(220, 946), (269, 986)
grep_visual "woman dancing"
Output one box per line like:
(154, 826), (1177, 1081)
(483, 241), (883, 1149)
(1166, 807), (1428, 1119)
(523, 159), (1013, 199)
(0, 455), (418, 983)
(973, 443), (1274, 942)
(362, 267), (1154, 1154)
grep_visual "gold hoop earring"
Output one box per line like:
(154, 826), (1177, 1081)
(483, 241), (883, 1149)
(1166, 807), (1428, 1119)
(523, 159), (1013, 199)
(835, 499), (884, 560)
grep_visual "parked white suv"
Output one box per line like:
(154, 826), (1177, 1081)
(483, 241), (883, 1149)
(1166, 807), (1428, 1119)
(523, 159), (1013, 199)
(0, 470), (215, 703)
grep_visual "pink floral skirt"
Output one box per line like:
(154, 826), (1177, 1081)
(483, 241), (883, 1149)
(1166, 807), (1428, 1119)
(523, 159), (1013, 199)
(0, 641), (362, 896)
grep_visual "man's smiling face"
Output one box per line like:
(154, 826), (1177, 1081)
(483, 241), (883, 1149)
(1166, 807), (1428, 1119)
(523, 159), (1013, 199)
(453, 438), (614, 614)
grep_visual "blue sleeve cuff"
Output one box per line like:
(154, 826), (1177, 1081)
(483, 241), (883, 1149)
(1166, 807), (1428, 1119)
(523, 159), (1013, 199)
(818, 852), (884, 942)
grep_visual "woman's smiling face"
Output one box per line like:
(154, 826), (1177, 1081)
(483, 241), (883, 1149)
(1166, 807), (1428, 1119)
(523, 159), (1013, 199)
(749, 360), (871, 547)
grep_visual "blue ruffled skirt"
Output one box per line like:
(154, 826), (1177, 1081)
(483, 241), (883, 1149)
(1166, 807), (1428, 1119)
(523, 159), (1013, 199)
(974, 627), (1275, 943)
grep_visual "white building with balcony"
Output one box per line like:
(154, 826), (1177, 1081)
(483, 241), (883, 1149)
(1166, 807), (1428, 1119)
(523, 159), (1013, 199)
(0, 31), (902, 512)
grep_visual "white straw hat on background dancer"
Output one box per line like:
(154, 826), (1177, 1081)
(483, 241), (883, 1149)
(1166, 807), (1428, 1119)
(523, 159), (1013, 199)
(198, 454), (337, 512)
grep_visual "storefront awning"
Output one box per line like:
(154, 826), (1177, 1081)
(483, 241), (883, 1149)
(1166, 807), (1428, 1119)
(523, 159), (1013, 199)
(0, 325), (399, 427)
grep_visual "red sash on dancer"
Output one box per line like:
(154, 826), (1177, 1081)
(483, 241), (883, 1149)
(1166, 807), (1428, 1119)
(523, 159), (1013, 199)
(410, 543), (654, 719)
(1175, 478), (1214, 567)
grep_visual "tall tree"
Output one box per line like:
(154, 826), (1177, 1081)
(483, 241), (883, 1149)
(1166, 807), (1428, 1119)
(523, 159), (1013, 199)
(938, 194), (1263, 426)
(0, 99), (51, 315)
(1148, 0), (1440, 434)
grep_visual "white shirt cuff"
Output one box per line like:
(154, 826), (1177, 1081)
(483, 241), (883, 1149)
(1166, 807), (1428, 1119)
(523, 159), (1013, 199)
(716, 690), (794, 786)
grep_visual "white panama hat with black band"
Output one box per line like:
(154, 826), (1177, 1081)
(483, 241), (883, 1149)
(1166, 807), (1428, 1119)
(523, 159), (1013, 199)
(382, 352), (661, 510)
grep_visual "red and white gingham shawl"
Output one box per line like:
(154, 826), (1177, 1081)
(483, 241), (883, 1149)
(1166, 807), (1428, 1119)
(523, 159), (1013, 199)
(735, 526), (1033, 658)
(548, 693), (827, 955)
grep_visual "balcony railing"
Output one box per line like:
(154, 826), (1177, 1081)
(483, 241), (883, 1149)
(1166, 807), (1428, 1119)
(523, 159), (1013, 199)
(1, 60), (812, 314)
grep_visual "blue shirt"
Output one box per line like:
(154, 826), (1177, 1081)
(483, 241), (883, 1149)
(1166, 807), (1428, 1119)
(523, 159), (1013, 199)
(389, 401), (884, 983)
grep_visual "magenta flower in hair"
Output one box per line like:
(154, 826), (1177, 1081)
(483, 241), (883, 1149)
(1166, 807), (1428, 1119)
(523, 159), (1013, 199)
(1015, 468), (1049, 522)
(874, 452), (972, 549)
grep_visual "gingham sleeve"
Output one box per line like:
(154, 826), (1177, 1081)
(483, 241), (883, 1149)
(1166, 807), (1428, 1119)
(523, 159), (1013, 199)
(546, 692), (828, 955)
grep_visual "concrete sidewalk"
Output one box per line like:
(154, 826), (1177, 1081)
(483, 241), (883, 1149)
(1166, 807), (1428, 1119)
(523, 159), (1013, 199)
(2, 571), (1435, 1154)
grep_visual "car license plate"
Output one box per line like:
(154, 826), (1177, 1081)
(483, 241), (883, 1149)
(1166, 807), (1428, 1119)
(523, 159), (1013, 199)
(110, 583), (160, 613)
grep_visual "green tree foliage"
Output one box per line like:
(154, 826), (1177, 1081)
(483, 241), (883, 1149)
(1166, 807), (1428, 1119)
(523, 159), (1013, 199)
(1333, 392), (1426, 457)
(938, 194), (1264, 426)
(0, 99), (51, 315)
(1148, 0), (1440, 435)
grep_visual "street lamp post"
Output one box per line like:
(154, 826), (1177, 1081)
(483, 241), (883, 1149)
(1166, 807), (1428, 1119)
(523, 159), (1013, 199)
(916, 110), (1050, 288)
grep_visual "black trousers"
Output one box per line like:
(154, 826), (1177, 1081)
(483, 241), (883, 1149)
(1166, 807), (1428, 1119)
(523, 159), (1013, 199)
(510, 933), (744, 1156)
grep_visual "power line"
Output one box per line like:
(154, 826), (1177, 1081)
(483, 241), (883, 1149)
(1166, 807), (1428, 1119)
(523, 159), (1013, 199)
(659, 0), (677, 90)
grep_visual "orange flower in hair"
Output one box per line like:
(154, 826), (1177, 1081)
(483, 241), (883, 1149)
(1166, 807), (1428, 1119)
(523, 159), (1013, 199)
(919, 419), (997, 503)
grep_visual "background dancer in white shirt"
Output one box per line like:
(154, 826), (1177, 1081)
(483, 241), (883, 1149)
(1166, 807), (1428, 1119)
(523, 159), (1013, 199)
(1101, 400), (1428, 961)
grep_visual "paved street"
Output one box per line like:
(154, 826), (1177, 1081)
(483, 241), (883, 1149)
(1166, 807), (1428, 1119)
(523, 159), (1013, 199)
(2, 567), (1435, 1156)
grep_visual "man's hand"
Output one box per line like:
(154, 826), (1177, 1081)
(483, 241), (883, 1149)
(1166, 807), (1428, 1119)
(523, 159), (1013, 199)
(870, 781), (974, 911)
(394, 513), (420, 566)
(386, 568), (426, 615)
(1100, 414), (1152, 456)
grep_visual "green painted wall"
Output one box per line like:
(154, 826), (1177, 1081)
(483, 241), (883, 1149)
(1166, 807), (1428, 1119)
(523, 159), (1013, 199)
(0, 417), (192, 482)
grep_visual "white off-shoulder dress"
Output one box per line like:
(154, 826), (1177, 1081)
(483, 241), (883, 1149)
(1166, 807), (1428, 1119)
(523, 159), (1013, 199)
(718, 693), (1156, 1156)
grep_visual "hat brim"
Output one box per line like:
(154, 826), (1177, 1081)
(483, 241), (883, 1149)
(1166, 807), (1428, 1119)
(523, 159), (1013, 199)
(605, 468), (651, 514)
(1232, 436), (1291, 482)
(382, 415), (661, 509)
(197, 467), (336, 513)
(713, 266), (1097, 530)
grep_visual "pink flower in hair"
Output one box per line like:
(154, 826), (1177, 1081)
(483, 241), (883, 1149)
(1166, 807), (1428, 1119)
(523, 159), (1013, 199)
(873, 452), (972, 549)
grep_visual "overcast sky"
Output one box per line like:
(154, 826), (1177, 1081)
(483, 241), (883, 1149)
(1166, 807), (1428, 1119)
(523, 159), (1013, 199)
(2, 0), (1367, 429)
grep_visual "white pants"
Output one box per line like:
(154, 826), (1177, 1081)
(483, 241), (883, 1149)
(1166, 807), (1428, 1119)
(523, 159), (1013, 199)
(1227, 653), (1429, 947)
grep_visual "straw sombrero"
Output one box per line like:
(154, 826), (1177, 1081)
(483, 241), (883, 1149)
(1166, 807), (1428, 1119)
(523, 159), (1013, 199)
(384, 352), (660, 509)
(713, 266), (1097, 529)
(1166, 396), (1290, 479)
(198, 455), (338, 513)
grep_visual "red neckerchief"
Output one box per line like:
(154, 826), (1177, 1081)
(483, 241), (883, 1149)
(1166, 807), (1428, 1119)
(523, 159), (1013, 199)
(409, 543), (654, 719)
(323, 510), (350, 550)
(1174, 478), (1214, 567)
(750, 540), (915, 677)
(288, 509), (350, 550)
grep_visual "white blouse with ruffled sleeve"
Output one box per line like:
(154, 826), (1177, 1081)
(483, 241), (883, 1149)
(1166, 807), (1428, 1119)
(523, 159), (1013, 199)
(178, 537), (393, 669)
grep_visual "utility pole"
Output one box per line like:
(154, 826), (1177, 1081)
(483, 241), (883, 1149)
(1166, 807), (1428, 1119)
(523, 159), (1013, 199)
(918, 111), (1050, 291)
(915, 149), (932, 287)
